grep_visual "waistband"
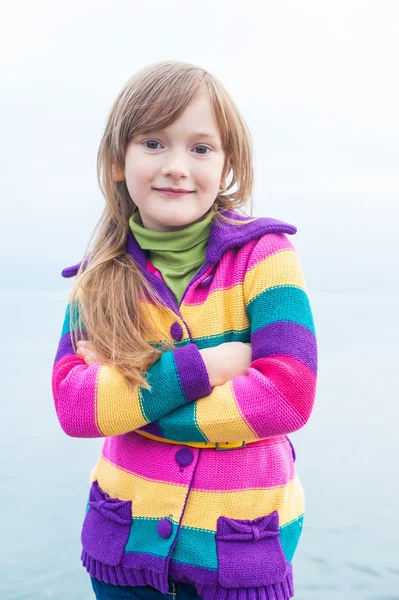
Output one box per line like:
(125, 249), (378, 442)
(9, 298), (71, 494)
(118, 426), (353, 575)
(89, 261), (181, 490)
(135, 430), (253, 450)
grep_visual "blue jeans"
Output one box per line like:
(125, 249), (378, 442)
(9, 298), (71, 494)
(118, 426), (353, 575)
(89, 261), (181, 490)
(90, 577), (203, 600)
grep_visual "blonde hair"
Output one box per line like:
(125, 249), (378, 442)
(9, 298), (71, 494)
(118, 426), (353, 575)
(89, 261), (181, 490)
(70, 60), (258, 391)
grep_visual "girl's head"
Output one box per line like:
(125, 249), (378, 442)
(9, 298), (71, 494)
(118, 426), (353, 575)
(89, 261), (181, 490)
(71, 61), (256, 390)
(98, 60), (254, 230)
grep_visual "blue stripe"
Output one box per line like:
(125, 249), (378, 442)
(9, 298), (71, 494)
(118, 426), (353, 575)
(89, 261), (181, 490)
(247, 286), (315, 336)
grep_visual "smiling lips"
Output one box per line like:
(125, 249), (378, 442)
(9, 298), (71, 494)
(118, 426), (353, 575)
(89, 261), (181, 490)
(154, 187), (194, 196)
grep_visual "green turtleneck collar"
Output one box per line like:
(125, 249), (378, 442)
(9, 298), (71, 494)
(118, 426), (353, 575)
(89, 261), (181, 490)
(128, 208), (214, 304)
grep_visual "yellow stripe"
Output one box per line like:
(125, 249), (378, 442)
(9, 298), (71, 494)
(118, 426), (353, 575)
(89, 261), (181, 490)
(181, 476), (305, 531)
(138, 301), (185, 344)
(181, 285), (250, 339)
(195, 381), (258, 441)
(90, 456), (305, 531)
(97, 366), (147, 436)
(90, 455), (188, 521)
(244, 249), (307, 303)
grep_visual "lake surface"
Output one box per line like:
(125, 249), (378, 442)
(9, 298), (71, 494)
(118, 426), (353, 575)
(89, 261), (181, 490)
(1, 291), (398, 599)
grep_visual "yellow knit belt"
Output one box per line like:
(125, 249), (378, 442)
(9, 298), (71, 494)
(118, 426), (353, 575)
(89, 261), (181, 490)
(136, 430), (249, 450)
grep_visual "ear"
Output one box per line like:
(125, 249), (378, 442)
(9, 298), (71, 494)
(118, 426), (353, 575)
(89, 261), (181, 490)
(112, 164), (125, 181)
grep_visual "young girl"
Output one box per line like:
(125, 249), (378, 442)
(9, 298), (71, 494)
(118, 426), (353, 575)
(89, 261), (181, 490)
(52, 60), (318, 600)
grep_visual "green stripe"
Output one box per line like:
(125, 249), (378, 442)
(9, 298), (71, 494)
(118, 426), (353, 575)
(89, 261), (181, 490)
(247, 286), (315, 335)
(140, 350), (187, 422)
(134, 516), (304, 569)
(157, 399), (208, 442)
(125, 517), (179, 557)
(280, 514), (304, 561)
(84, 510), (304, 568)
(62, 300), (84, 337)
(171, 517), (304, 569)
(194, 328), (251, 350)
(172, 526), (218, 570)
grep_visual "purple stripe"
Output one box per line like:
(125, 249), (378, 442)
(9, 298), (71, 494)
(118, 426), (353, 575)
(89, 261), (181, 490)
(252, 321), (317, 375)
(169, 561), (218, 585)
(206, 210), (297, 264)
(54, 332), (74, 363)
(82, 551), (293, 600)
(82, 550), (169, 592)
(138, 422), (164, 438)
(173, 345), (212, 402)
(54, 329), (88, 364)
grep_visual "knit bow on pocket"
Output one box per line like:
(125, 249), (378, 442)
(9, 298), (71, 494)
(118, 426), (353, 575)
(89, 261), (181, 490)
(215, 511), (288, 588)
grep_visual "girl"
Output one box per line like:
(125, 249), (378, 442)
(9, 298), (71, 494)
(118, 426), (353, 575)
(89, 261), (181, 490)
(52, 60), (318, 600)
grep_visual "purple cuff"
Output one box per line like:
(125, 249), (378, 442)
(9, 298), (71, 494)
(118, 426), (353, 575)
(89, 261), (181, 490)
(173, 344), (212, 402)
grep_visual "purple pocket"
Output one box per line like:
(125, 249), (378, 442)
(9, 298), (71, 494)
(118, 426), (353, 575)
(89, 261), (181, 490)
(81, 480), (132, 566)
(216, 511), (288, 588)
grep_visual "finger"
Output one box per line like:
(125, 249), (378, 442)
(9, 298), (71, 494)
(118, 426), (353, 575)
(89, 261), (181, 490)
(77, 340), (92, 347)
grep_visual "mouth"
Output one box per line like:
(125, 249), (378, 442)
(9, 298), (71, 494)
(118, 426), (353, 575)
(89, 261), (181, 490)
(153, 187), (194, 197)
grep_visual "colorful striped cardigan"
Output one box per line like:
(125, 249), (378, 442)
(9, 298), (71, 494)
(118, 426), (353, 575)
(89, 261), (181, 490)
(52, 209), (318, 600)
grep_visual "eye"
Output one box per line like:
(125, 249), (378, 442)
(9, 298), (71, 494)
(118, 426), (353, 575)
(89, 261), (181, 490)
(143, 140), (162, 150)
(193, 145), (211, 155)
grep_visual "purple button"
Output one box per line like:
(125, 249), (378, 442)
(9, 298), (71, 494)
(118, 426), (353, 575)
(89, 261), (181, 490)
(175, 448), (194, 467)
(170, 322), (183, 341)
(157, 518), (173, 539)
(199, 274), (214, 288)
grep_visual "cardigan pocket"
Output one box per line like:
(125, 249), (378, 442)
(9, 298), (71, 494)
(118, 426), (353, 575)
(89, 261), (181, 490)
(215, 511), (288, 588)
(81, 480), (132, 566)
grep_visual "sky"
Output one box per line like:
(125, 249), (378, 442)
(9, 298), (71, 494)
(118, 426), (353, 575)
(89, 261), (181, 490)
(1, 0), (398, 293)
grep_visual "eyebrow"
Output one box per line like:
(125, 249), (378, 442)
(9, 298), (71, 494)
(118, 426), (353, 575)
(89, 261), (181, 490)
(143, 129), (220, 140)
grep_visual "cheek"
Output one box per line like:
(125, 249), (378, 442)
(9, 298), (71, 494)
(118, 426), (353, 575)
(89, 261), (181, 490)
(125, 161), (155, 193)
(196, 162), (224, 190)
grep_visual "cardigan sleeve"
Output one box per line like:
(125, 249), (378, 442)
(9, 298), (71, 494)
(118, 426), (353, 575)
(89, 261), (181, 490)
(139, 233), (318, 443)
(51, 285), (212, 439)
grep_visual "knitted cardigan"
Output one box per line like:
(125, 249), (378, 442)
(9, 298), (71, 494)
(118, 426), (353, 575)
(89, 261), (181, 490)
(52, 209), (318, 600)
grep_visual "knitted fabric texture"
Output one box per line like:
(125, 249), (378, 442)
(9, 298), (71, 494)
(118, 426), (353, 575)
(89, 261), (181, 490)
(52, 208), (318, 600)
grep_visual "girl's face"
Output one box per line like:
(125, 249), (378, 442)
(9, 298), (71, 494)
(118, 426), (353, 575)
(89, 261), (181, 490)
(113, 93), (227, 232)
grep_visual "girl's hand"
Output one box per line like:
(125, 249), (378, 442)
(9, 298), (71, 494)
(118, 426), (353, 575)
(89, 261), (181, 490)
(200, 342), (252, 387)
(76, 340), (102, 365)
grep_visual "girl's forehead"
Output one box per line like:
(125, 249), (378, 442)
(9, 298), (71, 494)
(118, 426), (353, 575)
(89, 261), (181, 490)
(144, 127), (220, 140)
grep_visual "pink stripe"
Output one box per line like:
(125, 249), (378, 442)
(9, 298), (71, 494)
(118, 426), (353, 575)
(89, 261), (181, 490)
(232, 356), (316, 438)
(146, 259), (163, 281)
(246, 233), (294, 271)
(102, 433), (196, 485)
(183, 235), (294, 306)
(191, 435), (296, 490)
(101, 432), (296, 490)
(183, 241), (257, 306)
(251, 355), (317, 423)
(53, 354), (102, 437)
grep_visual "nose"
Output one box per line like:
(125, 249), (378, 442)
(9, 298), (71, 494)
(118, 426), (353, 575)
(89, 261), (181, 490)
(161, 150), (189, 180)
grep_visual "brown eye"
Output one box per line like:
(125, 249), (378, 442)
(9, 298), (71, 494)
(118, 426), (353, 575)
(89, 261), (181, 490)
(193, 145), (211, 155)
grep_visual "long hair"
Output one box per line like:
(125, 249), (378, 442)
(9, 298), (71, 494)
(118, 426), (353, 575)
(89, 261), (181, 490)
(69, 60), (258, 391)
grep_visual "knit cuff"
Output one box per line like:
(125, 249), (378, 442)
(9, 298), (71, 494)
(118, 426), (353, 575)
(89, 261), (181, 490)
(173, 344), (212, 402)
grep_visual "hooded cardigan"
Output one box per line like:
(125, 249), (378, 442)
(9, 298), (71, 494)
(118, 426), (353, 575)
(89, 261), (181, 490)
(52, 208), (318, 600)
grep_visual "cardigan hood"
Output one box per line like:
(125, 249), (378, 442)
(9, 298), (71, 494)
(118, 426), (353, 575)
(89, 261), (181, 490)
(61, 209), (297, 279)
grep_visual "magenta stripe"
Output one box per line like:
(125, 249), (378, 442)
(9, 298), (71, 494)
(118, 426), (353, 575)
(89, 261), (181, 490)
(182, 235), (294, 306)
(102, 433), (198, 485)
(191, 436), (295, 490)
(246, 232), (294, 271)
(53, 355), (102, 437)
(232, 368), (306, 438)
(102, 434), (295, 490)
